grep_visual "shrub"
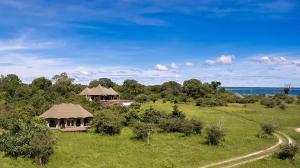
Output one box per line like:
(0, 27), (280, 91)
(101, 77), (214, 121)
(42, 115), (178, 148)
(196, 97), (227, 107)
(131, 122), (153, 142)
(141, 107), (166, 124)
(191, 120), (204, 134)
(205, 125), (225, 145)
(261, 123), (277, 135)
(279, 103), (286, 110)
(130, 102), (141, 109)
(162, 99), (167, 103)
(169, 105), (185, 119)
(134, 94), (148, 103)
(284, 96), (294, 104)
(278, 144), (298, 160)
(159, 118), (182, 132)
(92, 111), (123, 135)
(260, 98), (276, 108)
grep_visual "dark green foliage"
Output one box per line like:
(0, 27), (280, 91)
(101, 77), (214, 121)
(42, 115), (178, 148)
(160, 81), (182, 97)
(130, 102), (141, 109)
(196, 97), (227, 107)
(159, 118), (182, 132)
(134, 94), (148, 103)
(169, 105), (186, 119)
(183, 79), (202, 99)
(181, 120), (204, 136)
(261, 123), (277, 135)
(205, 125), (225, 145)
(278, 144), (298, 160)
(141, 107), (166, 124)
(92, 110), (123, 135)
(119, 80), (144, 99)
(31, 77), (52, 91)
(89, 78), (116, 88)
(131, 122), (153, 141)
(0, 117), (55, 165)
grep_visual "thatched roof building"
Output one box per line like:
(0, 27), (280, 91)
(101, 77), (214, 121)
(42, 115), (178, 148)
(79, 85), (118, 96)
(40, 103), (93, 131)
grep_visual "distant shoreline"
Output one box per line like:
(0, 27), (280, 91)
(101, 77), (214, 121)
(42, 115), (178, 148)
(225, 87), (300, 95)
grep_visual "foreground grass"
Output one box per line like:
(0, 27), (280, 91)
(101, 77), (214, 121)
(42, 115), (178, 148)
(1, 101), (299, 168)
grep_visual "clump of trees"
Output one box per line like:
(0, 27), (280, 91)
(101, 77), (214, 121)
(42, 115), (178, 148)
(0, 117), (55, 165)
(131, 122), (154, 144)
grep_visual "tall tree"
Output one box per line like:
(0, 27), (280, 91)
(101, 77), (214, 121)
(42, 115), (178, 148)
(183, 79), (202, 98)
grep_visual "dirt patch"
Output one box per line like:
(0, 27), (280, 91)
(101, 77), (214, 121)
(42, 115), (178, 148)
(295, 128), (300, 133)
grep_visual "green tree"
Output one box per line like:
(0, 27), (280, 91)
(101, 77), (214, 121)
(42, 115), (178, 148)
(0, 74), (22, 98)
(89, 78), (116, 88)
(161, 81), (182, 97)
(92, 110), (123, 135)
(183, 79), (202, 98)
(0, 117), (55, 165)
(31, 77), (52, 91)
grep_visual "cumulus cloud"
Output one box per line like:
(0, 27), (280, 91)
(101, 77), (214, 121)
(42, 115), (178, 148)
(154, 64), (168, 71)
(205, 55), (235, 65)
(185, 62), (194, 66)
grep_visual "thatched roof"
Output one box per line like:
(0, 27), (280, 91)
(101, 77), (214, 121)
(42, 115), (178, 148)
(79, 85), (119, 96)
(40, 103), (93, 119)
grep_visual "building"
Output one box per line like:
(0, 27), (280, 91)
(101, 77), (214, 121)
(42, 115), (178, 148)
(40, 103), (93, 132)
(79, 85), (119, 101)
(79, 85), (133, 106)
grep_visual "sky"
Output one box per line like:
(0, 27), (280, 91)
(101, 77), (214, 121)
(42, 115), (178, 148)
(0, 0), (300, 87)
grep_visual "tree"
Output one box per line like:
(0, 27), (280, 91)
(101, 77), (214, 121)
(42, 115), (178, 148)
(120, 80), (144, 99)
(141, 107), (165, 124)
(0, 74), (22, 98)
(92, 110), (123, 135)
(52, 72), (74, 85)
(183, 79), (202, 98)
(261, 123), (277, 135)
(0, 117), (55, 165)
(89, 78), (116, 88)
(31, 77), (52, 91)
(278, 144), (298, 160)
(169, 105), (186, 119)
(205, 125), (225, 145)
(131, 122), (153, 144)
(161, 81), (182, 97)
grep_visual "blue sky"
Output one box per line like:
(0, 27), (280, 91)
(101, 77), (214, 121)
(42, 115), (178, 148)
(0, 0), (300, 86)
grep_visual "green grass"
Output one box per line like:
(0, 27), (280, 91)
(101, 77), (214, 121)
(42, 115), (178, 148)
(1, 101), (299, 168)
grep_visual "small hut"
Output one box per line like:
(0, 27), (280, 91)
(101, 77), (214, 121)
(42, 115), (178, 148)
(40, 103), (93, 131)
(79, 85), (119, 101)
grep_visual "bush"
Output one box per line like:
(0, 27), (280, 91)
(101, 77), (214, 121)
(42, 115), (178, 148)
(92, 111), (123, 135)
(130, 102), (141, 109)
(134, 94), (148, 103)
(191, 120), (204, 134)
(285, 96), (294, 104)
(279, 103), (286, 110)
(261, 123), (277, 135)
(260, 98), (276, 108)
(196, 97), (227, 107)
(159, 118), (182, 132)
(278, 144), (298, 160)
(205, 125), (225, 145)
(131, 122), (153, 141)
(169, 105), (185, 119)
(141, 107), (166, 124)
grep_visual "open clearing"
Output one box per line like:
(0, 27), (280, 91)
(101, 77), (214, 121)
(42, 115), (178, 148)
(1, 101), (299, 168)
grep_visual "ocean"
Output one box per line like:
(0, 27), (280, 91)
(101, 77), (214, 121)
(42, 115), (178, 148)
(225, 87), (300, 95)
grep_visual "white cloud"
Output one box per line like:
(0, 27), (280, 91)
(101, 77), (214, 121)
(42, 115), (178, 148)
(0, 35), (58, 51)
(205, 54), (235, 65)
(154, 64), (168, 71)
(170, 63), (177, 69)
(185, 62), (194, 66)
(254, 55), (299, 65)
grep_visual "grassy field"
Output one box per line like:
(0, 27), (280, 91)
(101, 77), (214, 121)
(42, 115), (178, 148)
(0, 101), (299, 168)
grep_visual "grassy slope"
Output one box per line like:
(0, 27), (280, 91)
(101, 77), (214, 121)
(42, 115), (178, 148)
(0, 101), (299, 168)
